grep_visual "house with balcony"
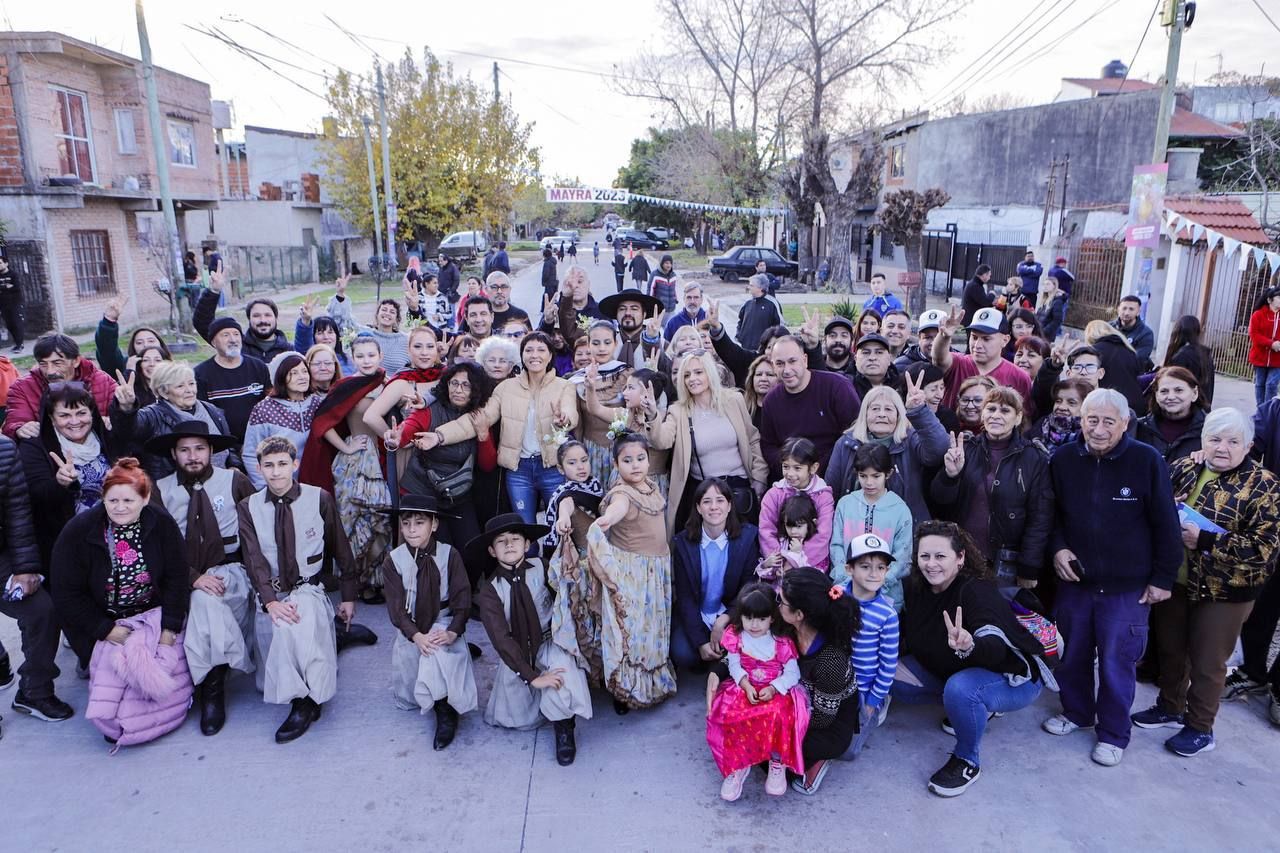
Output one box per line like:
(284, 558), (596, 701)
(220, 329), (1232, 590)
(0, 31), (218, 334)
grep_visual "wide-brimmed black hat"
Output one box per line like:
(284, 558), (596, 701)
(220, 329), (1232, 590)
(143, 420), (238, 457)
(599, 288), (662, 320)
(398, 493), (458, 519)
(464, 512), (550, 566)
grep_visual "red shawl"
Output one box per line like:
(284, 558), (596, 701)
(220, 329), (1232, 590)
(298, 370), (386, 493)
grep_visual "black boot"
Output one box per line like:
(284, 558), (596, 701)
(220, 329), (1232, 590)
(275, 697), (321, 744)
(468, 642), (482, 660)
(199, 664), (229, 736)
(335, 619), (378, 652)
(612, 698), (630, 716)
(553, 718), (576, 766)
(432, 700), (459, 751)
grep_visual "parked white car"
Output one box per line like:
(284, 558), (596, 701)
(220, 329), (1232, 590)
(438, 230), (487, 260)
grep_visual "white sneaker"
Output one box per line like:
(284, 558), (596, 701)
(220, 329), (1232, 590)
(720, 767), (749, 802)
(765, 760), (787, 796)
(1091, 742), (1124, 766)
(1042, 714), (1087, 736)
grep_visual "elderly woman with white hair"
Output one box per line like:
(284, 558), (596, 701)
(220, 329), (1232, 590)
(826, 382), (949, 519)
(110, 360), (242, 479)
(477, 335), (519, 383)
(1128, 407), (1280, 756)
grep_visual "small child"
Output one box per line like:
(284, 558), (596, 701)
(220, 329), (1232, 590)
(757, 493), (819, 589)
(705, 583), (810, 802)
(584, 367), (669, 495)
(545, 440), (604, 683)
(829, 444), (912, 609)
(417, 273), (451, 330)
(758, 437), (834, 571)
(380, 494), (478, 750)
(840, 533), (900, 759)
(470, 513), (593, 765)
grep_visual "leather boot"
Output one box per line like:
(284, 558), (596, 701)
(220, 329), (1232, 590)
(275, 697), (321, 744)
(432, 700), (459, 751)
(199, 664), (229, 736)
(335, 619), (378, 653)
(553, 718), (576, 766)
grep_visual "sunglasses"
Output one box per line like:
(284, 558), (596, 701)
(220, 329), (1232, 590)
(48, 380), (88, 393)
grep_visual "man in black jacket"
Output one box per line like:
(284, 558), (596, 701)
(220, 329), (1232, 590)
(960, 265), (995, 326)
(541, 248), (559, 297)
(0, 434), (72, 725)
(491, 241), (511, 275)
(437, 253), (461, 302)
(192, 271), (290, 362)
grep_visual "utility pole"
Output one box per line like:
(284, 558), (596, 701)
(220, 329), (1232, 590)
(493, 62), (500, 104)
(135, 0), (183, 331)
(375, 62), (396, 272)
(1058, 153), (1070, 238)
(1152, 0), (1186, 164)
(360, 116), (384, 300)
(1040, 158), (1059, 245)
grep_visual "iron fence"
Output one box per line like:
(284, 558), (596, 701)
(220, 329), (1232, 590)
(1061, 238), (1127, 329)
(1179, 245), (1280, 378)
(223, 245), (315, 294)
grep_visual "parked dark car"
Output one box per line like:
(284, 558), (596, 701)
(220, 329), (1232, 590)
(612, 229), (668, 250)
(709, 246), (799, 281)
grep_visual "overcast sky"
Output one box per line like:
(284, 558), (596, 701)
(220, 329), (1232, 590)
(5, 0), (1275, 186)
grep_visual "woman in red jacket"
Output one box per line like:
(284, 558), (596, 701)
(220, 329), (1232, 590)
(1248, 287), (1280, 407)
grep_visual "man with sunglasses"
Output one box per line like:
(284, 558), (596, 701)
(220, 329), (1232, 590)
(2, 334), (116, 441)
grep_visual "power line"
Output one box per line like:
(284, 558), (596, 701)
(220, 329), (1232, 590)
(1250, 0), (1280, 35)
(183, 24), (329, 100)
(1099, 0), (1161, 122)
(219, 14), (360, 78)
(998, 0), (1127, 90)
(925, 0), (1057, 106)
(323, 13), (381, 59)
(499, 69), (582, 126)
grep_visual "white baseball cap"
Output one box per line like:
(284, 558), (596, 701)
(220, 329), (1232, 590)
(918, 309), (947, 331)
(968, 306), (1008, 335)
(847, 533), (894, 563)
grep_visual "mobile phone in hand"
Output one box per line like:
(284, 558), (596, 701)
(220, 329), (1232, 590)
(1068, 558), (1087, 583)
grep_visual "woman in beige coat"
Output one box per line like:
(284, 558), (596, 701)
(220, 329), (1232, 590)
(416, 332), (579, 524)
(646, 350), (769, 534)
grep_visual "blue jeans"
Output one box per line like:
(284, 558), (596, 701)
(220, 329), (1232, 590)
(840, 691), (887, 760)
(892, 655), (1041, 766)
(1255, 366), (1280, 407)
(506, 455), (566, 525)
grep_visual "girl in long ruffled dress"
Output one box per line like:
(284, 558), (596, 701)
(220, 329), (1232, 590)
(706, 583), (810, 802)
(586, 433), (677, 713)
(570, 319), (629, 488)
(583, 364), (671, 498)
(544, 440), (604, 684)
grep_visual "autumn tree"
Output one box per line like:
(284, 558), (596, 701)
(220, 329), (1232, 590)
(879, 187), (951, 314)
(321, 49), (540, 251)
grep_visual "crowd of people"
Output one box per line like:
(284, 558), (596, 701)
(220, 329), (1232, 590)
(0, 253), (1277, 804)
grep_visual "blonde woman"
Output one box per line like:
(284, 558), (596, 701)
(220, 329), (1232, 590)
(667, 324), (733, 388)
(304, 343), (343, 394)
(646, 350), (768, 534)
(1085, 319), (1146, 415)
(825, 381), (948, 518)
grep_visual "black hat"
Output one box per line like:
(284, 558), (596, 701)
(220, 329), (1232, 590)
(599, 288), (662, 320)
(207, 316), (242, 340)
(399, 494), (443, 516)
(823, 317), (854, 336)
(143, 420), (238, 457)
(463, 512), (551, 566)
(855, 333), (891, 351)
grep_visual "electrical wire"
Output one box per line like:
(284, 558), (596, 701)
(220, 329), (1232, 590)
(998, 0), (1127, 91)
(499, 69), (582, 126)
(925, 0), (1058, 107)
(1099, 0), (1161, 122)
(1250, 0), (1280, 34)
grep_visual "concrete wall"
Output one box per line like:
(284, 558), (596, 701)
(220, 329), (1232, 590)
(245, 126), (329, 203)
(911, 91), (1161, 207)
(189, 199), (322, 247)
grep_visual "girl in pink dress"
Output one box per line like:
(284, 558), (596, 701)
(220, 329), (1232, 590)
(706, 583), (811, 801)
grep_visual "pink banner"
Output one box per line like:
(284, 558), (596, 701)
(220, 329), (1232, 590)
(1125, 163), (1168, 248)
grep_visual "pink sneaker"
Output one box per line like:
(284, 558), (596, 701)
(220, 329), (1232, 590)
(720, 767), (749, 801)
(765, 760), (787, 796)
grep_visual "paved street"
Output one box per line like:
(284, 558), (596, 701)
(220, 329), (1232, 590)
(2, 232), (1278, 851)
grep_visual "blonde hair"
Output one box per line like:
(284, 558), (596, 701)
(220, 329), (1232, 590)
(304, 343), (344, 381)
(1085, 319), (1135, 352)
(1035, 277), (1058, 314)
(674, 349), (726, 414)
(743, 355), (774, 415)
(665, 325), (702, 360)
(850, 385), (909, 443)
(149, 360), (196, 401)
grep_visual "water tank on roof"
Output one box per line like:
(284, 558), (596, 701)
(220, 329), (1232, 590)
(1102, 60), (1128, 79)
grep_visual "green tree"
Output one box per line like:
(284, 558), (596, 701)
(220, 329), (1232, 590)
(321, 49), (540, 250)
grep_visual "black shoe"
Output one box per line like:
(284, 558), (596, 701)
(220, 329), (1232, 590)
(9, 345), (20, 354)
(468, 642), (482, 660)
(612, 699), (630, 716)
(553, 718), (577, 765)
(335, 620), (378, 652)
(275, 697), (321, 744)
(199, 664), (229, 736)
(0, 655), (12, 689)
(928, 754), (981, 797)
(359, 587), (386, 605)
(11, 692), (73, 722)
(432, 700), (459, 751)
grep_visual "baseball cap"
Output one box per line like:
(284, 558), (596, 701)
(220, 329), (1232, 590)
(1055, 256), (1068, 265)
(968, 306), (1008, 335)
(855, 333), (891, 351)
(824, 317), (854, 336)
(918, 309), (947, 331)
(847, 533), (894, 564)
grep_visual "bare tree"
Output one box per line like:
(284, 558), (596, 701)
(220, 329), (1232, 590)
(880, 187), (951, 314)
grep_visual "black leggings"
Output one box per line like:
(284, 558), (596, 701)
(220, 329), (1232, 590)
(434, 499), (483, 589)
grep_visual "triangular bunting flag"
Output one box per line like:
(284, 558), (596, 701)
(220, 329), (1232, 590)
(1240, 248), (1253, 272)
(1166, 212), (1181, 231)
(1204, 229), (1221, 248)
(1191, 224), (1206, 242)
(1255, 247), (1268, 267)
(1268, 252), (1280, 272)
(1222, 237), (1240, 258)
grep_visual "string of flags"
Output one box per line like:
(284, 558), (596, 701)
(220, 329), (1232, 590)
(1163, 209), (1280, 273)
(628, 192), (788, 218)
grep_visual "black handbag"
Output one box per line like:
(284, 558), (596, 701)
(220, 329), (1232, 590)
(689, 417), (758, 519)
(402, 450), (474, 507)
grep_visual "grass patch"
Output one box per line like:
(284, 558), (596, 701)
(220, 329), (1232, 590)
(780, 304), (850, 326)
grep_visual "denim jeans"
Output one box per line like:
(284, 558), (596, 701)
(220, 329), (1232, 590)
(1054, 583), (1149, 748)
(506, 455), (566, 525)
(840, 692), (889, 760)
(1255, 366), (1280, 407)
(891, 655), (1041, 766)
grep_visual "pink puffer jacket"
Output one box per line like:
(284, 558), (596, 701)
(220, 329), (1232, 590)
(87, 606), (192, 751)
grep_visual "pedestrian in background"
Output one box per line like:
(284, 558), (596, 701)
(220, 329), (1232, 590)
(0, 247), (25, 353)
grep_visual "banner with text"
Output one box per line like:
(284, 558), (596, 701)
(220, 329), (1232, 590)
(1125, 163), (1168, 248)
(546, 187), (630, 204)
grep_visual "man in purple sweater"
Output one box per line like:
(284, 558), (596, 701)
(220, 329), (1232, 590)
(760, 336), (861, 478)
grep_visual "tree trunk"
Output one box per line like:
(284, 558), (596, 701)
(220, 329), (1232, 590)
(904, 235), (927, 316)
(824, 197), (860, 293)
(796, 220), (815, 286)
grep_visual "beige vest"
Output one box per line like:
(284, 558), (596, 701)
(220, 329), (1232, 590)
(157, 467), (241, 557)
(246, 485), (325, 578)
(388, 541), (454, 620)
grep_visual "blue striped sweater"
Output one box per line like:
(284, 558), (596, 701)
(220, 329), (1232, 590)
(848, 590), (899, 709)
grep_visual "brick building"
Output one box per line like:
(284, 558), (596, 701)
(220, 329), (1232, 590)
(0, 31), (218, 334)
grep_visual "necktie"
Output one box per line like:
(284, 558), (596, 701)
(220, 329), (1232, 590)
(271, 492), (300, 588)
(178, 469), (224, 573)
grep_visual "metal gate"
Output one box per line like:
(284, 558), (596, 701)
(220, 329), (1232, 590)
(0, 240), (55, 336)
(1061, 238), (1127, 328)
(1179, 244), (1280, 378)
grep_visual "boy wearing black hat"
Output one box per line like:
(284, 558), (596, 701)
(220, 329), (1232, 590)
(148, 423), (256, 736)
(381, 495), (477, 750)
(470, 513), (593, 765)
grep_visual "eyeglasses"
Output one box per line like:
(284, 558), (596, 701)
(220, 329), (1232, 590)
(1068, 363), (1100, 375)
(447, 380), (472, 391)
(504, 329), (526, 339)
(958, 396), (986, 407)
(489, 283), (511, 291)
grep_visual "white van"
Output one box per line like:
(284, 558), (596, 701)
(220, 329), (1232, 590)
(438, 230), (488, 260)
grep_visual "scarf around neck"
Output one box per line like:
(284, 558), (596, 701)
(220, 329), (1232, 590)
(57, 429), (103, 468)
(494, 560), (542, 670)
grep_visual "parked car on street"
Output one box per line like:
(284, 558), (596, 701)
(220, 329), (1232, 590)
(645, 227), (674, 241)
(438, 230), (488, 260)
(612, 228), (668, 250)
(708, 246), (799, 281)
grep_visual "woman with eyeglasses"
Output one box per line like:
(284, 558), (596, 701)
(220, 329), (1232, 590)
(1085, 319), (1147, 416)
(954, 375), (997, 436)
(295, 315), (355, 376)
(304, 343), (343, 395)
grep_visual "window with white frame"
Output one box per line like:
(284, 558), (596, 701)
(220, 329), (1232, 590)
(52, 87), (95, 181)
(167, 119), (196, 167)
(114, 108), (138, 155)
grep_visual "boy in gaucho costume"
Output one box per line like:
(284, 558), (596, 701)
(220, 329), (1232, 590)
(380, 494), (477, 749)
(468, 513), (594, 765)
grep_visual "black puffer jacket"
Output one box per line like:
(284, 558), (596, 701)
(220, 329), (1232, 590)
(1094, 336), (1147, 416)
(929, 432), (1054, 581)
(0, 435), (39, 586)
(1134, 407), (1206, 464)
(109, 398), (243, 480)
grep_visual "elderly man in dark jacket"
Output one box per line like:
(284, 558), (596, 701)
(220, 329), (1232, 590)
(0, 434), (73, 725)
